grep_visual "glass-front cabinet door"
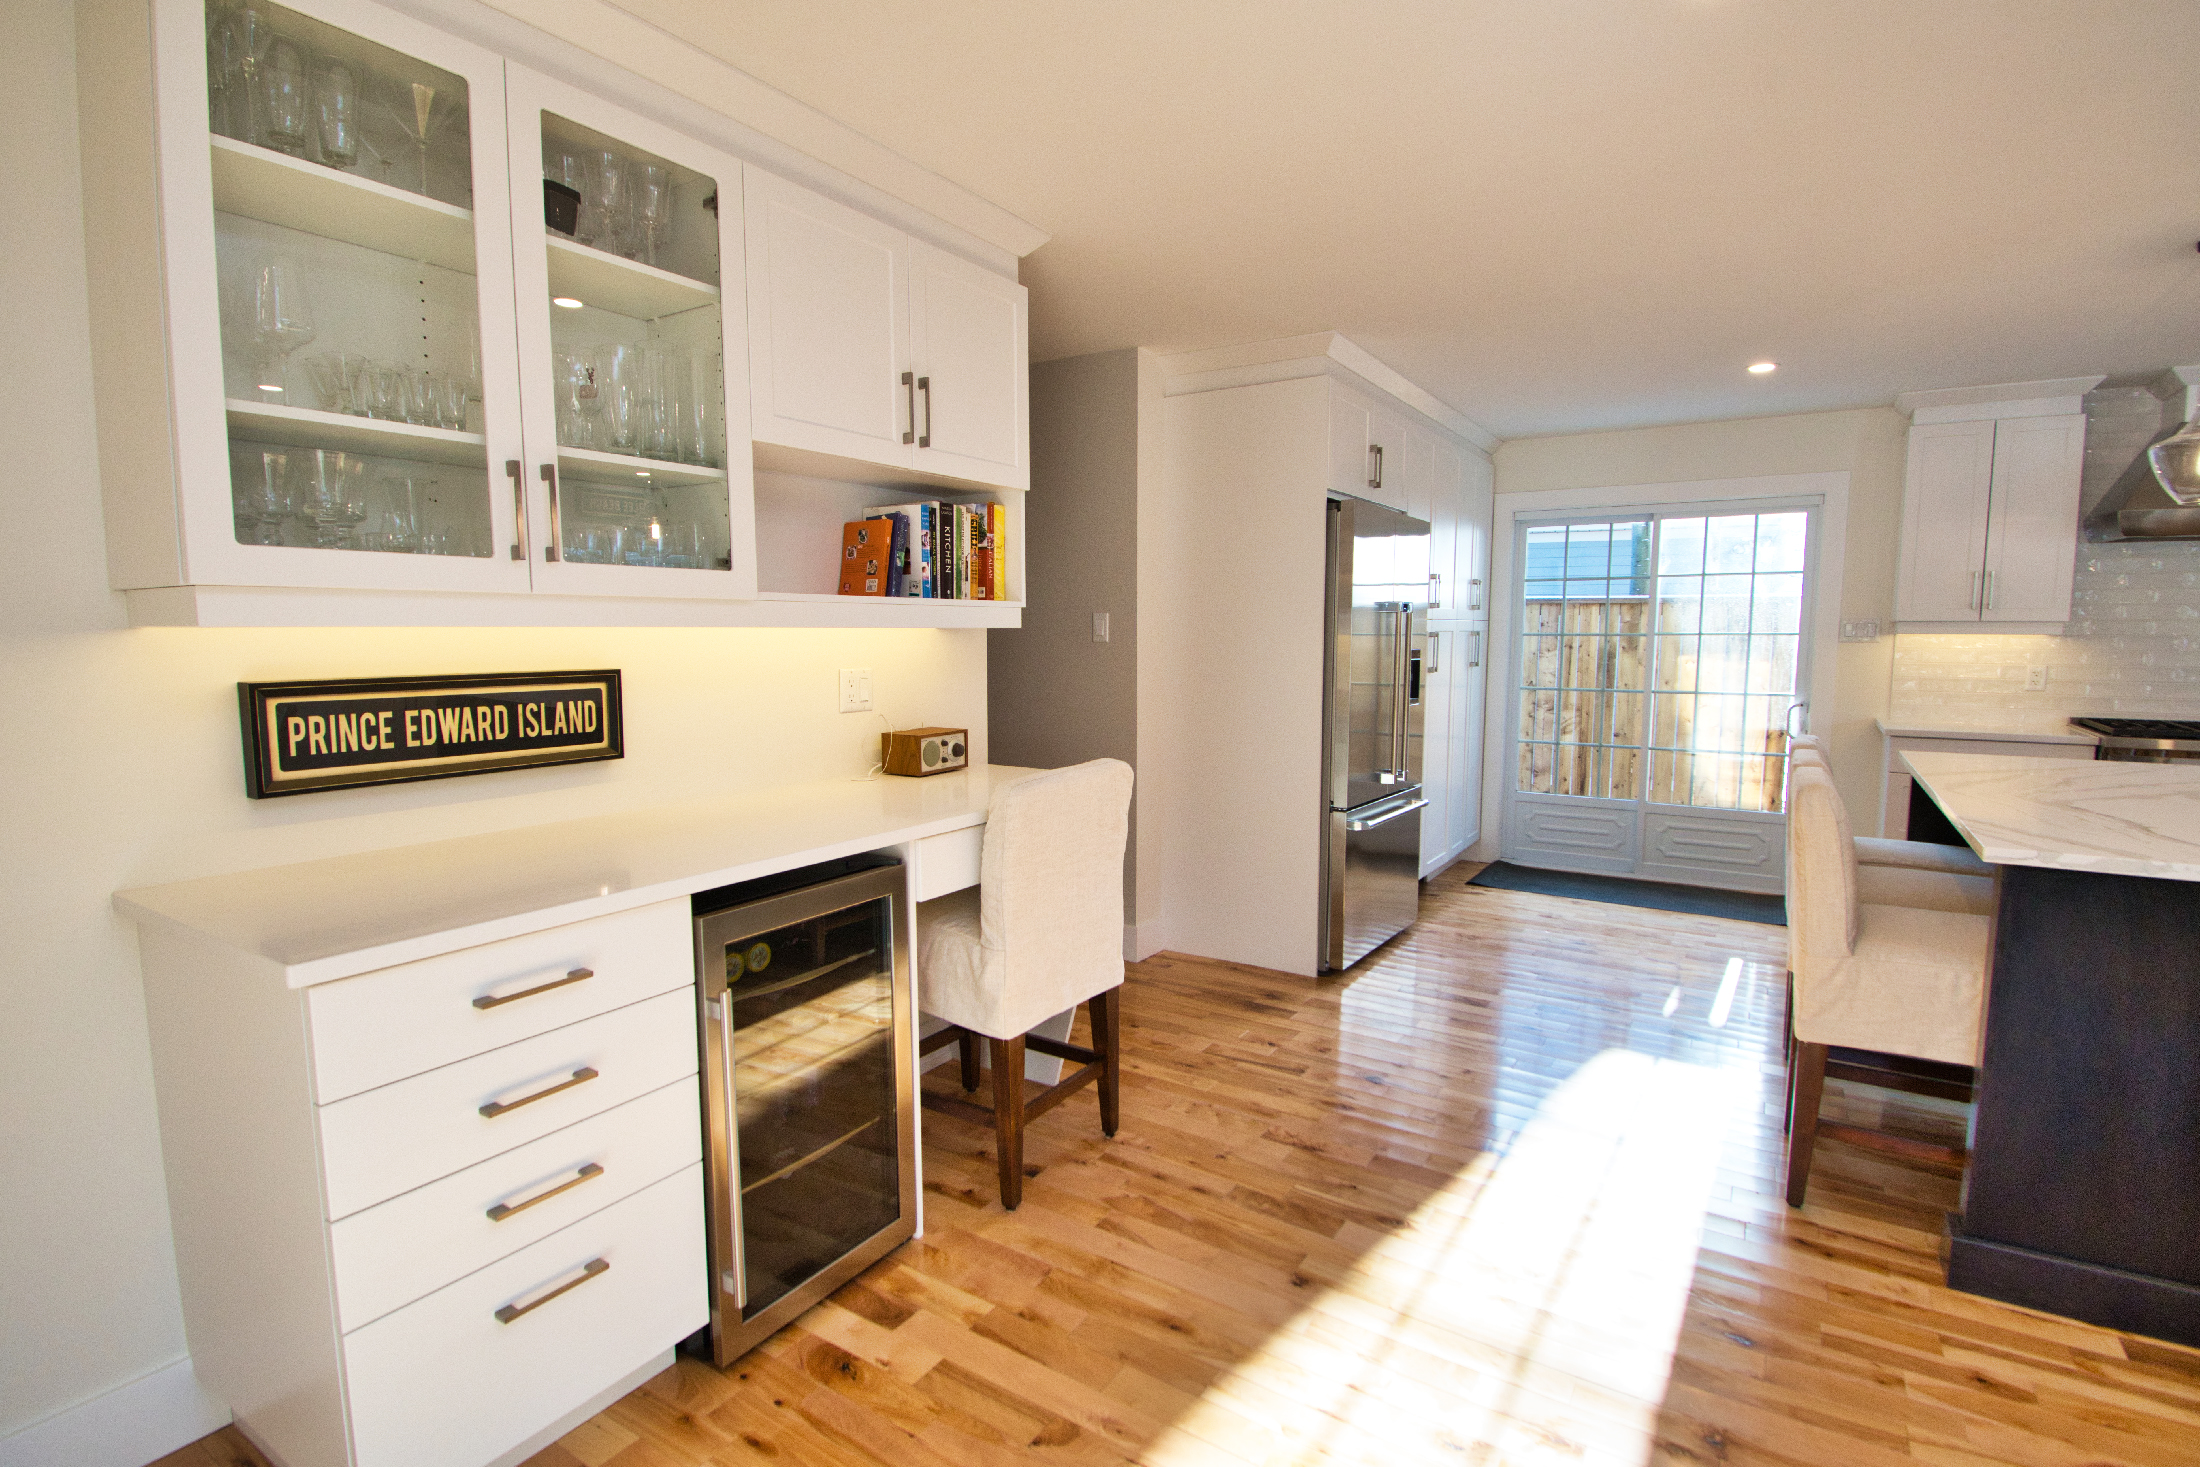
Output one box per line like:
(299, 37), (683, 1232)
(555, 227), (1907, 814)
(171, 0), (528, 591)
(505, 68), (756, 598)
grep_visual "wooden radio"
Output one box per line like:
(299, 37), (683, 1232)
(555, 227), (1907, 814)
(882, 727), (968, 777)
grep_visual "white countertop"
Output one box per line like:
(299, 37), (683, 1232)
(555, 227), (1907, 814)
(115, 765), (1040, 987)
(1901, 752), (2200, 881)
(1877, 719), (2097, 746)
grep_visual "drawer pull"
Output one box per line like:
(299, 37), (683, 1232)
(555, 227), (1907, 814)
(486, 1161), (605, 1222)
(472, 968), (594, 1010)
(493, 1257), (609, 1323)
(479, 1067), (598, 1118)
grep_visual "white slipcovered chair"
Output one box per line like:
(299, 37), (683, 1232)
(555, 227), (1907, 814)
(917, 758), (1134, 1209)
(1786, 736), (1995, 917)
(1783, 762), (1991, 1206)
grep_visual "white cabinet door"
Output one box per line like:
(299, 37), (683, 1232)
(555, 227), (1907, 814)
(1426, 434), (1462, 616)
(1451, 626), (1487, 852)
(506, 66), (755, 599)
(1458, 449), (1493, 617)
(1420, 633), (1453, 874)
(908, 241), (1028, 489)
(1328, 382), (1373, 499)
(1982, 413), (2084, 623)
(1364, 403), (1411, 511)
(744, 170), (912, 465)
(1896, 419), (1996, 622)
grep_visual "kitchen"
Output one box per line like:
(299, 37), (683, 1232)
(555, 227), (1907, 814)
(9, 4), (2200, 1467)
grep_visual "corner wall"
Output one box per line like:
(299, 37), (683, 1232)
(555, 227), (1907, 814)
(1489, 407), (1909, 831)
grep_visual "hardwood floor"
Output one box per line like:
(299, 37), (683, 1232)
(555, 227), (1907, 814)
(160, 863), (2200, 1467)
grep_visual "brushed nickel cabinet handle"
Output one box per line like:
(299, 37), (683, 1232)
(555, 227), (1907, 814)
(1970, 570), (1982, 611)
(494, 1257), (608, 1323)
(1985, 569), (1997, 610)
(540, 463), (562, 562)
(901, 371), (916, 445)
(1470, 577), (1482, 611)
(1429, 572), (1442, 609)
(479, 1066), (597, 1118)
(486, 1161), (604, 1222)
(1368, 443), (1383, 490)
(506, 459), (527, 562)
(917, 375), (931, 449)
(472, 968), (594, 1011)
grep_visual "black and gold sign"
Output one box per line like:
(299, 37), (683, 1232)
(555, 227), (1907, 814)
(238, 671), (623, 798)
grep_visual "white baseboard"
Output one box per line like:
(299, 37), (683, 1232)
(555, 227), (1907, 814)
(1123, 920), (1167, 962)
(0, 1358), (229, 1467)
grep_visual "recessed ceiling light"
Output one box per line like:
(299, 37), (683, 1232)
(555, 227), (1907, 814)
(1748, 361), (1778, 375)
(258, 382), (283, 392)
(552, 296), (584, 309)
(635, 470), (649, 477)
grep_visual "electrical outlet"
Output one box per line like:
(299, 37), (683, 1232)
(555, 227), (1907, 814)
(1092, 611), (1110, 644)
(1840, 620), (1881, 642)
(838, 668), (872, 713)
(2024, 665), (2049, 692)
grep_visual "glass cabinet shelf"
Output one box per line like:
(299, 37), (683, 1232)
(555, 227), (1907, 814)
(227, 398), (487, 466)
(209, 135), (474, 273)
(557, 444), (725, 488)
(545, 236), (718, 321)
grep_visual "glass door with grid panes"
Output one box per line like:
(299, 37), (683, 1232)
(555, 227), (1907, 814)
(1502, 508), (1813, 892)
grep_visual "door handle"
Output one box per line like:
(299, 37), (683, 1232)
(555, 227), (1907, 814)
(1784, 702), (1808, 739)
(486, 1161), (604, 1222)
(1429, 572), (1442, 609)
(1985, 569), (1996, 610)
(901, 371), (916, 445)
(1369, 443), (1384, 490)
(1347, 797), (1428, 833)
(1469, 629), (1482, 668)
(1428, 631), (1441, 676)
(479, 1066), (597, 1118)
(506, 459), (527, 562)
(494, 1257), (608, 1323)
(540, 463), (561, 562)
(1970, 570), (1982, 611)
(1470, 577), (1482, 611)
(472, 968), (593, 1011)
(1394, 605), (1411, 776)
(917, 375), (931, 449)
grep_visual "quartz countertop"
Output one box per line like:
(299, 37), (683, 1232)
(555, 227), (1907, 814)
(115, 764), (1040, 986)
(1901, 752), (2200, 881)
(1877, 719), (2098, 746)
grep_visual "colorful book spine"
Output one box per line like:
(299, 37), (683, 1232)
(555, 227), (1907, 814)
(883, 512), (908, 598)
(865, 502), (936, 597)
(938, 503), (957, 599)
(987, 501), (1007, 601)
(837, 518), (893, 596)
(956, 504), (974, 599)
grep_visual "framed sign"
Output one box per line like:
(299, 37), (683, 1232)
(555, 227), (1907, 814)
(238, 671), (623, 799)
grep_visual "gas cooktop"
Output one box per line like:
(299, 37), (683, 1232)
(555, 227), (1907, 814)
(2070, 717), (2200, 740)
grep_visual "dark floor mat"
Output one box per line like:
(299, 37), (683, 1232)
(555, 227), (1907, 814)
(1466, 861), (1786, 925)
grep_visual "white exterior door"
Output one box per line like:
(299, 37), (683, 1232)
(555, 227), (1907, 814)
(1502, 508), (1818, 893)
(907, 241), (1028, 488)
(743, 170), (912, 464)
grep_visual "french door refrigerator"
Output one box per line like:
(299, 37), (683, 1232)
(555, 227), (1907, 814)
(692, 856), (916, 1365)
(1322, 496), (1432, 971)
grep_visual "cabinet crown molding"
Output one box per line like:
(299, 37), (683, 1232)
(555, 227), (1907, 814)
(1895, 376), (2104, 422)
(1157, 332), (1496, 452)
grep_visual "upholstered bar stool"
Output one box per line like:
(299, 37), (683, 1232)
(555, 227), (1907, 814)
(1783, 763), (1992, 1206)
(1787, 736), (1994, 917)
(917, 759), (1134, 1209)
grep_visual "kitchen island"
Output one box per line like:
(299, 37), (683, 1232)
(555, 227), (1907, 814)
(1903, 752), (2200, 1346)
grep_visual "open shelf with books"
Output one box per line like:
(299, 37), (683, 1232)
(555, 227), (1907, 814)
(750, 468), (1023, 625)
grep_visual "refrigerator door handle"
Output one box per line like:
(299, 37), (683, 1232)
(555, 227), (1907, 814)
(1346, 796), (1428, 833)
(1394, 605), (1412, 776)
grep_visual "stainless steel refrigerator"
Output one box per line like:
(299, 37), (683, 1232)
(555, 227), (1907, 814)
(1321, 496), (1431, 971)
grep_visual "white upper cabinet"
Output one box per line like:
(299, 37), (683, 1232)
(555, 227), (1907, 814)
(745, 171), (1028, 491)
(1458, 447), (1493, 619)
(1896, 411), (2085, 625)
(1325, 380), (1409, 512)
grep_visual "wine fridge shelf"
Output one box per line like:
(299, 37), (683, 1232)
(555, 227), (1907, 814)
(209, 136), (476, 273)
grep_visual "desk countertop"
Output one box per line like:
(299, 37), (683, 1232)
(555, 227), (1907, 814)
(115, 765), (1039, 987)
(1901, 752), (2200, 882)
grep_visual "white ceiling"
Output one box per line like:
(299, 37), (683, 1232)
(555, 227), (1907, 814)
(610, 0), (2200, 438)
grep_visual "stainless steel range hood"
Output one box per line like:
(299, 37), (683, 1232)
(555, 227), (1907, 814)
(2085, 366), (2200, 541)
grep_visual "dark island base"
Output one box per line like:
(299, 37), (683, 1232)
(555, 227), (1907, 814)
(1947, 1216), (2200, 1348)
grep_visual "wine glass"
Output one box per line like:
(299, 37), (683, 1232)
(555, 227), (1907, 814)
(232, 449), (295, 545)
(215, 4), (273, 145)
(252, 260), (316, 400)
(261, 37), (310, 156)
(301, 450), (366, 548)
(636, 164), (672, 268)
(589, 149), (632, 257)
(314, 60), (360, 168)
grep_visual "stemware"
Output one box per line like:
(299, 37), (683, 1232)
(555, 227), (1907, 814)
(233, 448), (295, 545)
(638, 349), (678, 460)
(636, 164), (672, 268)
(552, 153), (595, 246)
(555, 349), (599, 447)
(303, 350), (364, 414)
(361, 477), (424, 552)
(314, 61), (360, 167)
(589, 149), (632, 257)
(383, 78), (460, 200)
(299, 450), (367, 548)
(599, 343), (643, 452)
(215, 4), (273, 145)
(251, 260), (316, 399)
(682, 348), (718, 466)
(261, 37), (311, 156)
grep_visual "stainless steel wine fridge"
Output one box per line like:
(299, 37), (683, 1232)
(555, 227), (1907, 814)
(692, 856), (917, 1365)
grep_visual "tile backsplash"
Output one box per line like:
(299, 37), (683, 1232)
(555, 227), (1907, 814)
(1889, 541), (2200, 731)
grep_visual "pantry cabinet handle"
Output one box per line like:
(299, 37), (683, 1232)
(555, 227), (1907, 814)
(472, 968), (594, 1011)
(479, 1066), (597, 1118)
(917, 375), (932, 449)
(1970, 570), (1982, 611)
(540, 463), (562, 562)
(1368, 444), (1383, 490)
(506, 460), (527, 562)
(1470, 577), (1482, 611)
(901, 371), (916, 445)
(1985, 569), (1996, 610)
(494, 1257), (608, 1323)
(1429, 572), (1442, 609)
(486, 1161), (604, 1222)
(1469, 629), (1482, 668)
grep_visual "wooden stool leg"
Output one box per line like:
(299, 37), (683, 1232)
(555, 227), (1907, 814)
(1785, 1040), (1828, 1208)
(957, 1029), (981, 1093)
(1090, 987), (1121, 1137)
(990, 1034), (1026, 1210)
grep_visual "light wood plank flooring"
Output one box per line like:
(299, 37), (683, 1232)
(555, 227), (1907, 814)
(161, 864), (2200, 1467)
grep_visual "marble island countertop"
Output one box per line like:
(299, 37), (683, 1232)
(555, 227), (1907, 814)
(1901, 752), (2200, 881)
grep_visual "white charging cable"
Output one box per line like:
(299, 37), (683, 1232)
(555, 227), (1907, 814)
(853, 710), (898, 781)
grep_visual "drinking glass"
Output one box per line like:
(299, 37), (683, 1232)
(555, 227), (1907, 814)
(233, 449), (295, 545)
(300, 450), (367, 548)
(682, 349), (718, 465)
(432, 374), (470, 431)
(589, 149), (632, 257)
(402, 371), (434, 426)
(383, 78), (456, 199)
(638, 349), (678, 460)
(261, 38), (311, 155)
(552, 153), (595, 246)
(361, 477), (423, 552)
(252, 260), (316, 398)
(555, 349), (598, 447)
(215, 4), (273, 145)
(636, 164), (672, 267)
(314, 61), (360, 167)
(599, 343), (643, 452)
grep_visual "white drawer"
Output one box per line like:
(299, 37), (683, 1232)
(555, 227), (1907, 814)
(342, 1165), (706, 1467)
(318, 990), (697, 1221)
(329, 1077), (701, 1334)
(307, 899), (692, 1104)
(913, 826), (984, 901)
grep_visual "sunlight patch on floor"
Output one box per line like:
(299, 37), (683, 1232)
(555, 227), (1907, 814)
(1139, 1047), (1749, 1466)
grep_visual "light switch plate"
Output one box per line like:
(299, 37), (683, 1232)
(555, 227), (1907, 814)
(838, 668), (872, 713)
(1092, 611), (1110, 644)
(1839, 620), (1881, 642)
